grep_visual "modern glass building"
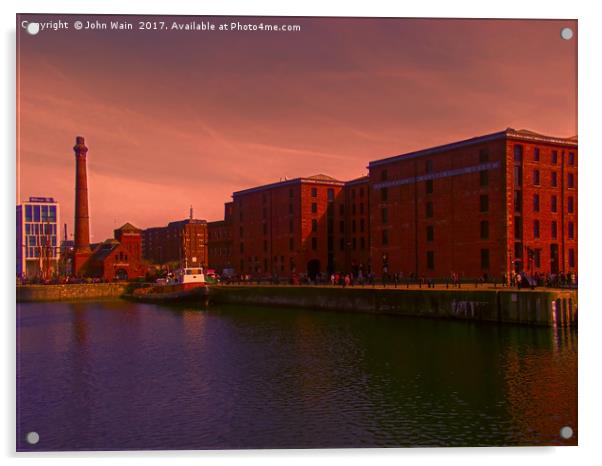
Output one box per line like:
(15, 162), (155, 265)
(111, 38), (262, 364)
(16, 197), (60, 279)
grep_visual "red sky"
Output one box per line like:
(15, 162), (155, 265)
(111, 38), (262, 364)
(17, 15), (577, 242)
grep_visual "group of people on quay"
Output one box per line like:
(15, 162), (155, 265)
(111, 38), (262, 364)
(220, 269), (577, 290)
(17, 267), (577, 290)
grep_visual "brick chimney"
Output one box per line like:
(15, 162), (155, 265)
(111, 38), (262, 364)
(73, 136), (92, 275)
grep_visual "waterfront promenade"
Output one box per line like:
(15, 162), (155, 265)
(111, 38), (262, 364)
(16, 282), (577, 328)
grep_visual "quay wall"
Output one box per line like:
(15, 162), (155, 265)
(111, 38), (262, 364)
(17, 283), (129, 302)
(208, 285), (578, 327)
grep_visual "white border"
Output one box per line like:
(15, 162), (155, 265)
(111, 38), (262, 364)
(2, 1), (601, 465)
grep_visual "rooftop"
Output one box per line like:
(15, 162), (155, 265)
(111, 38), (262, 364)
(369, 128), (578, 168)
(233, 174), (344, 197)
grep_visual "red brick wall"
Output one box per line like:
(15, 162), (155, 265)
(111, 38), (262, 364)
(369, 139), (507, 280)
(344, 179), (371, 275)
(231, 179), (345, 278)
(208, 220), (232, 273)
(506, 139), (578, 276)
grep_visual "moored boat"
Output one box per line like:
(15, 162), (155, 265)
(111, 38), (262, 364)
(126, 266), (210, 303)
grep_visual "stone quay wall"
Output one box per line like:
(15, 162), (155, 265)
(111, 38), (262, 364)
(208, 285), (577, 327)
(17, 283), (129, 302)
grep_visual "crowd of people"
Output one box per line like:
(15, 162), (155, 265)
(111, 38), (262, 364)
(217, 270), (577, 289)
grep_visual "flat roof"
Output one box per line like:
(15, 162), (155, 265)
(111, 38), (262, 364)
(368, 128), (578, 168)
(232, 174), (344, 197)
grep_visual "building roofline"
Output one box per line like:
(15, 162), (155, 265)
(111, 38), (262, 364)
(345, 176), (370, 186)
(232, 176), (345, 197)
(368, 128), (577, 168)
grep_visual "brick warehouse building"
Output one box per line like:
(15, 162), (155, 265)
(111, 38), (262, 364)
(230, 174), (348, 280)
(142, 218), (208, 268)
(208, 202), (233, 274)
(368, 128), (577, 280)
(208, 128), (577, 281)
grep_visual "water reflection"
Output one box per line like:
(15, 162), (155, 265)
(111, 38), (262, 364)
(16, 301), (577, 450)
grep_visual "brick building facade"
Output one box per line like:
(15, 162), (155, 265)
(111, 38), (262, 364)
(142, 218), (208, 268)
(206, 128), (577, 281)
(208, 202), (233, 274)
(368, 128), (577, 280)
(230, 174), (346, 279)
(85, 223), (147, 280)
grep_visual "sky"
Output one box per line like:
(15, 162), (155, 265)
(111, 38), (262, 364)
(17, 15), (577, 241)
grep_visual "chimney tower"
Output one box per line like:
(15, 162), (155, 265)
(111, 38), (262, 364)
(73, 136), (92, 275)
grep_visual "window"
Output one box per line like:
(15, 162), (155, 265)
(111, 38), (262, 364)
(360, 188), (364, 198)
(426, 225), (434, 242)
(311, 237), (317, 250)
(352, 204), (356, 215)
(514, 242), (523, 259)
(352, 238), (357, 250)
(327, 188), (334, 201)
(514, 145), (523, 162)
(514, 217), (522, 239)
(533, 170), (540, 185)
(382, 229), (389, 246)
(568, 152), (575, 166)
(312, 219), (318, 232)
(311, 187), (317, 197)
(534, 249), (541, 268)
(568, 173), (574, 188)
(339, 204), (344, 215)
(381, 208), (388, 224)
(480, 195), (489, 212)
(289, 237), (294, 251)
(359, 203), (364, 214)
(311, 203), (317, 213)
(289, 188), (294, 198)
(568, 196), (574, 213)
(479, 170), (488, 186)
(25, 205), (32, 222)
(569, 249), (575, 268)
(240, 242), (244, 253)
(533, 194), (540, 212)
(360, 237), (366, 250)
(289, 219), (294, 234)
(551, 195), (558, 213)
(551, 171), (558, 187)
(263, 240), (268, 252)
(239, 226), (244, 238)
(352, 220), (356, 233)
(339, 238), (345, 251)
(381, 169), (388, 181)
(480, 220), (489, 239)
(427, 251), (435, 270)
(551, 150), (558, 164)
(380, 187), (388, 202)
(33, 205), (40, 222)
(481, 249), (490, 269)
(426, 179), (433, 194)
(534, 147), (540, 161)
(568, 222), (575, 240)
(479, 149), (489, 163)
(514, 165), (522, 186)
(514, 191), (522, 212)
(551, 221), (558, 239)
(426, 202), (433, 218)
(351, 189), (356, 200)
(425, 160), (433, 173)
(360, 218), (365, 232)
(533, 220), (540, 239)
